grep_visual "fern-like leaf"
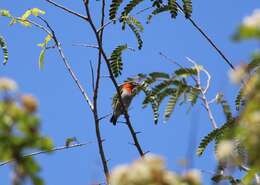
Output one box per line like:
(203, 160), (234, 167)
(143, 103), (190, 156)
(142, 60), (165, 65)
(175, 68), (197, 77)
(109, 0), (123, 20)
(164, 89), (180, 121)
(168, 0), (178, 18)
(110, 44), (128, 77)
(149, 72), (170, 79)
(140, 80), (159, 124)
(182, 0), (192, 18)
(235, 88), (244, 111)
(126, 16), (144, 32)
(247, 53), (260, 72)
(0, 35), (8, 65)
(127, 21), (143, 49)
(147, 5), (170, 23)
(188, 87), (200, 106)
(217, 94), (233, 122)
(157, 88), (176, 104)
(197, 120), (235, 156)
(121, 0), (145, 17)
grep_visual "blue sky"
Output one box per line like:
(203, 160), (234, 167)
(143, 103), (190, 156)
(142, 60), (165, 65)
(0, 0), (259, 184)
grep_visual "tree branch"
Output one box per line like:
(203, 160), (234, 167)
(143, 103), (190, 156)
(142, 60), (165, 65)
(186, 57), (218, 129)
(176, 3), (235, 70)
(92, 0), (110, 182)
(0, 142), (92, 167)
(44, 0), (88, 21)
(83, 0), (145, 156)
(38, 16), (94, 111)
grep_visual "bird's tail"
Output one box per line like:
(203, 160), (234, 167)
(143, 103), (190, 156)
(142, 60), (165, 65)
(110, 114), (117, 125)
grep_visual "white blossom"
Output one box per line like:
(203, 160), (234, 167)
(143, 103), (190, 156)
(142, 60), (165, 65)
(242, 9), (260, 28)
(0, 77), (17, 91)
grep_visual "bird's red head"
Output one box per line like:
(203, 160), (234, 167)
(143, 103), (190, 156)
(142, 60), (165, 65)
(122, 82), (138, 93)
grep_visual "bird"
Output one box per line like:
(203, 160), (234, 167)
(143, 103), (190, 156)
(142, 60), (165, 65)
(110, 82), (138, 125)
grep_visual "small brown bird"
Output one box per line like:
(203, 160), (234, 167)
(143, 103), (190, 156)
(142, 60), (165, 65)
(110, 82), (138, 125)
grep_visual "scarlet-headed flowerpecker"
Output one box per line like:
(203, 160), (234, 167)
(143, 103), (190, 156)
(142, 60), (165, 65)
(110, 82), (137, 125)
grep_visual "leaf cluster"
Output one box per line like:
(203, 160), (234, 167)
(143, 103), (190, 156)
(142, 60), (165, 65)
(0, 89), (53, 185)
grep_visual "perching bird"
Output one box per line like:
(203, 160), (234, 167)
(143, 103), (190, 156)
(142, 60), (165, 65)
(110, 82), (138, 125)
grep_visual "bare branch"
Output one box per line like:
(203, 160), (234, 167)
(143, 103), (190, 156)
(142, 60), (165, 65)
(89, 60), (95, 92)
(72, 43), (99, 49)
(186, 57), (218, 129)
(38, 16), (94, 111)
(0, 142), (92, 167)
(83, 0), (145, 157)
(44, 0), (88, 21)
(176, 3), (235, 70)
(92, 0), (110, 181)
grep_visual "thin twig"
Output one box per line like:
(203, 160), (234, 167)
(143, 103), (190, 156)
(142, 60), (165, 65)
(72, 43), (99, 49)
(97, 6), (152, 33)
(0, 142), (92, 167)
(16, 18), (52, 35)
(176, 3), (235, 70)
(83, 0), (145, 157)
(159, 52), (197, 82)
(186, 57), (218, 129)
(89, 60), (95, 92)
(73, 43), (136, 52)
(38, 16), (94, 111)
(98, 113), (113, 121)
(44, 0), (88, 21)
(92, 0), (110, 182)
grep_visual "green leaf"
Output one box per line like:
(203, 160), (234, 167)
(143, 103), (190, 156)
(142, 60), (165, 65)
(217, 94), (233, 122)
(149, 72), (170, 79)
(125, 16), (144, 32)
(164, 89), (179, 121)
(188, 87), (200, 106)
(121, 0), (145, 17)
(140, 82), (159, 124)
(197, 120), (235, 156)
(38, 48), (46, 70)
(110, 44), (128, 77)
(233, 25), (260, 41)
(127, 21), (143, 49)
(0, 35), (8, 65)
(168, 0), (178, 19)
(37, 35), (52, 69)
(65, 137), (78, 147)
(109, 0), (123, 20)
(235, 88), (244, 111)
(0, 9), (12, 17)
(19, 8), (46, 27)
(175, 68), (197, 77)
(247, 52), (260, 72)
(242, 168), (259, 185)
(142, 79), (174, 107)
(182, 0), (192, 18)
(147, 5), (170, 23)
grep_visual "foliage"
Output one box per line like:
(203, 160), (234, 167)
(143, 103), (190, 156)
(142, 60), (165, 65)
(168, 0), (178, 19)
(0, 78), (53, 185)
(233, 9), (260, 41)
(182, 0), (192, 18)
(0, 35), (8, 65)
(109, 44), (128, 77)
(0, 8), (45, 26)
(0, 8), (50, 69)
(37, 34), (53, 69)
(196, 119), (235, 156)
